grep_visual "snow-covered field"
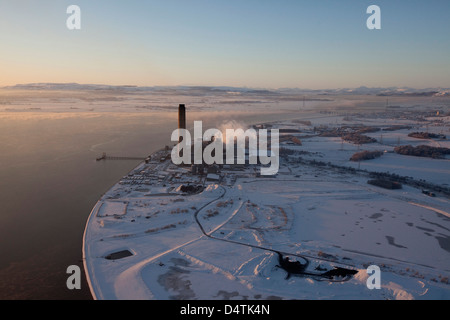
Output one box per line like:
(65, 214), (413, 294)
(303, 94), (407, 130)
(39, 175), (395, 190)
(2, 85), (448, 300)
(83, 114), (450, 299)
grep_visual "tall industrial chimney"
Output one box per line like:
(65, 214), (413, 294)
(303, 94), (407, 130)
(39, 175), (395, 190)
(178, 104), (186, 130)
(178, 104), (186, 143)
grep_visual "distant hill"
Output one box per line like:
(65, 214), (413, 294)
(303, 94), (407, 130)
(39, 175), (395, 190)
(3, 83), (450, 97)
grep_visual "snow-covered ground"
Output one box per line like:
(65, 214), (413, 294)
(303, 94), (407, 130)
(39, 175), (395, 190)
(83, 114), (450, 300)
(2, 85), (448, 299)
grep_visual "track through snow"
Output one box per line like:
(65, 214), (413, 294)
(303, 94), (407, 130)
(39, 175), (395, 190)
(114, 236), (204, 300)
(192, 183), (360, 283)
(112, 186), (229, 299)
(409, 202), (450, 219)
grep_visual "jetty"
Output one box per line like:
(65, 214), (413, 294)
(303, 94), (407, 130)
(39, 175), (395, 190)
(96, 152), (145, 161)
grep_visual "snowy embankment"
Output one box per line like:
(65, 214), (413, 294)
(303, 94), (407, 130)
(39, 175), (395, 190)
(83, 113), (449, 300)
(84, 161), (450, 300)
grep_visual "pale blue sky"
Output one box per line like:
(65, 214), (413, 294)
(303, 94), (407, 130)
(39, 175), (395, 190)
(1, 0), (449, 88)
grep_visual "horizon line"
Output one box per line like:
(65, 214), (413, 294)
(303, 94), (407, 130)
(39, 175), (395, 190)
(2, 82), (450, 92)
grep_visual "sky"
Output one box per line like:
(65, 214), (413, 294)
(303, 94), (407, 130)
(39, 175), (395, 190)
(1, 0), (450, 89)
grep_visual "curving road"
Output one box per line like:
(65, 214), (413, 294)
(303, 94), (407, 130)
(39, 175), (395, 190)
(192, 185), (358, 281)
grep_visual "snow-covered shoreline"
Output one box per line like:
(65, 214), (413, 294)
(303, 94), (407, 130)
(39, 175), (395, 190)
(83, 112), (450, 299)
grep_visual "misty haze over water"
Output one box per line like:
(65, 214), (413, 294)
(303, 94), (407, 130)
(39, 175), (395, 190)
(0, 87), (313, 299)
(0, 85), (447, 299)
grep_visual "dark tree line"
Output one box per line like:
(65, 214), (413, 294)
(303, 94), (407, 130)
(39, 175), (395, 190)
(394, 145), (450, 159)
(350, 150), (384, 162)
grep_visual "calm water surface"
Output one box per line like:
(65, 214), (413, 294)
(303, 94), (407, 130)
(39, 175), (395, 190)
(0, 109), (299, 299)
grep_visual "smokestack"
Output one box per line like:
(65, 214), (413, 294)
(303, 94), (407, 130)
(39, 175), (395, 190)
(178, 104), (186, 130)
(178, 104), (186, 143)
